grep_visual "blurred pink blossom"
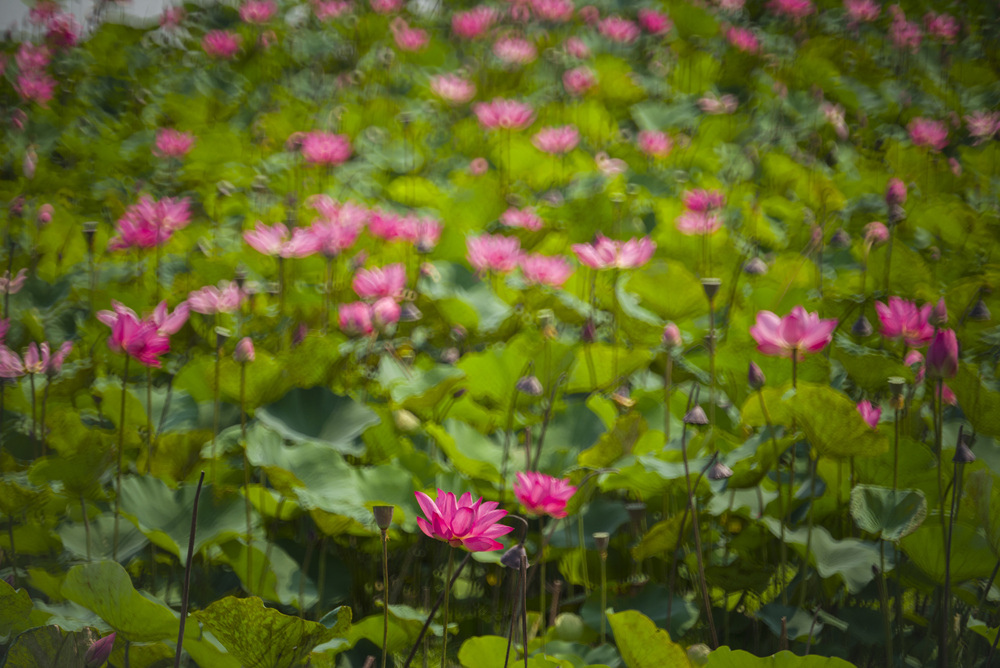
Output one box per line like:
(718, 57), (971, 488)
(676, 211), (723, 236)
(493, 36), (537, 64)
(857, 400), (881, 429)
(908, 117), (948, 152)
(338, 302), (374, 336)
(844, 0), (879, 24)
(353, 263), (406, 301)
(467, 234), (523, 273)
(768, 0), (814, 19)
(595, 151), (627, 176)
(889, 6), (922, 52)
(563, 66), (596, 96)
(514, 472), (577, 518)
(637, 9), (672, 34)
(0, 269), (28, 295)
(45, 12), (80, 49)
(564, 36), (590, 58)
(572, 234), (655, 270)
(109, 196), (191, 251)
(532, 125), (579, 154)
(499, 207), (544, 231)
(452, 6), (497, 38)
(579, 5), (599, 25)
(234, 337), (255, 362)
(965, 111), (1000, 144)
(520, 254), (573, 287)
(885, 178), (907, 206)
(430, 74), (476, 105)
(243, 221), (316, 258)
(160, 5), (185, 27)
(313, 0), (350, 20)
(875, 297), (933, 347)
(16, 43), (50, 72)
(469, 157), (489, 175)
(188, 281), (245, 315)
(370, 0), (403, 13)
(531, 0), (574, 22)
(300, 131), (352, 165)
(16, 73), (56, 107)
(863, 221), (889, 246)
(153, 128), (195, 158)
(727, 26), (759, 53)
(473, 98), (535, 130)
(924, 11), (958, 43)
(598, 16), (640, 43)
(372, 297), (401, 330)
(392, 18), (429, 51)
(202, 31), (242, 59)
(37, 203), (53, 225)
(637, 130), (672, 158)
(698, 93), (738, 115)
(683, 189), (725, 212)
(750, 306), (837, 360)
(239, 0), (277, 24)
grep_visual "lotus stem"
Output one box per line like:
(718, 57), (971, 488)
(212, 333), (222, 488)
(28, 372), (36, 456)
(174, 470), (206, 668)
(113, 355), (130, 562)
(757, 389), (788, 605)
(403, 552), (472, 668)
(441, 549), (455, 668)
(81, 492), (91, 562)
(381, 529), (390, 668)
(240, 361), (252, 594)
(146, 367), (153, 473)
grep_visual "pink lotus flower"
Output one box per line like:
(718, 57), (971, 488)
(24, 341), (73, 376)
(823, 102), (849, 140)
(430, 74), (476, 105)
(965, 111), (1000, 144)
(98, 305), (172, 368)
(108, 196), (191, 251)
(309, 219), (363, 257)
(728, 27), (759, 54)
(0, 269), (28, 295)
(564, 36), (591, 59)
(372, 297), (401, 330)
(579, 5), (600, 25)
(313, 0), (350, 20)
(598, 16), (640, 43)
(863, 221), (889, 246)
(308, 195), (370, 229)
(683, 189), (725, 212)
(717, 0), (745, 12)
(698, 93), (738, 115)
(452, 6), (497, 39)
(300, 131), (352, 165)
(844, 0), (879, 24)
(905, 349), (926, 383)
(353, 264), (406, 301)
(473, 98), (535, 131)
(493, 36), (537, 64)
(16, 43), (51, 72)
(153, 128), (195, 158)
(28, 1), (59, 25)
(202, 31), (242, 59)
(149, 300), (190, 336)
(637, 130), (672, 158)
(37, 204), (53, 225)
(531, 0), (574, 22)
(532, 125), (579, 155)
(890, 7), (922, 53)
(926, 329), (958, 379)
(595, 152), (627, 177)
(240, 0), (277, 23)
(514, 472), (577, 518)
(875, 297), (934, 347)
(857, 400), (881, 429)
(414, 490), (512, 551)
(637, 9), (672, 34)
(243, 222), (317, 258)
(370, 0), (403, 13)
(45, 12), (79, 49)
(234, 337), (255, 363)
(469, 157), (489, 175)
(908, 118), (947, 152)
(467, 234), (523, 274)
(749, 306), (837, 360)
(886, 178), (907, 206)
(188, 281), (245, 315)
(563, 66), (596, 96)
(16, 73), (57, 107)
(0, 346), (25, 378)
(84, 633), (116, 668)
(161, 6), (185, 28)
(768, 0), (814, 19)
(391, 18), (429, 52)
(572, 234), (656, 270)
(676, 211), (723, 236)
(338, 302), (374, 336)
(499, 207), (544, 231)
(520, 254), (573, 288)
(924, 11), (958, 43)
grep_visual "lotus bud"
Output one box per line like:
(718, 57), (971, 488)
(234, 337), (255, 363)
(926, 329), (959, 379)
(953, 431), (975, 464)
(930, 298), (947, 327)
(516, 375), (543, 396)
(372, 505), (394, 531)
(662, 322), (682, 349)
(885, 178), (907, 207)
(84, 632), (115, 668)
(748, 361), (766, 390)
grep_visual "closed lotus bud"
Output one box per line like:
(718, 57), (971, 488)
(500, 543), (527, 569)
(743, 257), (768, 275)
(926, 329), (959, 379)
(829, 228), (851, 249)
(37, 203), (53, 224)
(930, 298), (947, 327)
(393, 409), (420, 432)
(969, 299), (991, 321)
(372, 505), (394, 531)
(234, 337), (255, 363)
(516, 375), (543, 396)
(582, 318), (596, 344)
(852, 313), (873, 337)
(662, 322), (682, 349)
(84, 632), (115, 668)
(683, 405), (709, 426)
(592, 532), (610, 553)
(885, 178), (907, 207)
(953, 434), (975, 464)
(748, 361), (766, 390)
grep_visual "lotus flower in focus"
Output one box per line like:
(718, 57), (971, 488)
(750, 306), (837, 360)
(514, 472), (577, 518)
(414, 490), (512, 551)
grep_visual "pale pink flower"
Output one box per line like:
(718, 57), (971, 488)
(0, 269), (28, 295)
(240, 0), (277, 24)
(45, 12), (80, 49)
(28, 2), (59, 25)
(452, 6), (497, 39)
(857, 400), (881, 429)
(676, 211), (723, 236)
(863, 221), (889, 246)
(202, 31), (242, 59)
(313, 0), (350, 20)
(683, 189), (725, 212)
(844, 0), (879, 24)
(153, 128), (195, 158)
(37, 203), (53, 225)
(414, 490), (512, 551)
(353, 264), (406, 301)
(698, 93), (738, 115)
(470, 157), (489, 175)
(161, 5), (186, 28)
(564, 36), (591, 59)
(467, 234), (523, 274)
(750, 306), (837, 360)
(595, 152), (627, 177)
(109, 196), (190, 251)
(875, 297), (933, 347)
(727, 26), (759, 53)
(499, 207), (544, 231)
(98, 303), (173, 368)
(965, 111), (1000, 144)
(372, 297), (401, 330)
(637, 130), (672, 158)
(598, 16), (640, 43)
(430, 74), (476, 105)
(493, 36), (537, 64)
(532, 125), (579, 155)
(579, 5), (599, 25)
(300, 131), (352, 165)
(572, 234), (655, 270)
(243, 222), (316, 258)
(149, 300), (190, 336)
(0, 346), (25, 378)
(717, 0), (745, 12)
(822, 102), (849, 140)
(392, 18), (429, 52)
(768, 0), (814, 19)
(637, 9), (672, 34)
(908, 117), (947, 152)
(309, 220), (362, 257)
(530, 0), (574, 22)
(473, 98), (535, 131)
(308, 195), (370, 228)
(370, 0), (403, 13)
(338, 302), (374, 336)
(16, 43), (51, 72)
(23, 148), (36, 179)
(520, 254), (573, 287)
(949, 157), (962, 176)
(16, 73), (57, 107)
(514, 472), (577, 518)
(188, 281), (245, 315)
(924, 12), (958, 43)
(563, 67), (596, 96)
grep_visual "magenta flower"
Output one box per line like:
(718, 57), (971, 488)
(572, 234), (656, 270)
(531, 0), (574, 22)
(99, 307), (171, 368)
(467, 234), (523, 274)
(338, 302), (374, 336)
(45, 12), (79, 49)
(243, 222), (317, 258)
(0, 346), (25, 378)
(309, 219), (363, 257)
(908, 118), (948, 152)
(905, 349), (926, 383)
(234, 337), (255, 363)
(452, 6), (497, 39)
(414, 490), (512, 551)
(84, 633), (116, 668)
(857, 400), (881, 429)
(391, 18), (429, 52)
(149, 300), (191, 336)
(564, 36), (591, 59)
(161, 6), (185, 27)
(637, 130), (672, 158)
(698, 92), (738, 115)
(430, 74), (476, 105)
(15, 72), (57, 107)
(372, 297), (401, 330)
(520, 254), (573, 288)
(300, 131), (352, 165)
(499, 207), (544, 231)
(637, 8), (672, 34)
(202, 30), (242, 59)
(153, 128), (195, 158)
(532, 125), (579, 155)
(886, 178), (907, 206)
(493, 36), (537, 64)
(514, 472), (577, 518)
(683, 189), (725, 212)
(313, 0), (350, 20)
(563, 67), (596, 97)
(16, 43), (51, 72)
(863, 221), (889, 246)
(24, 342), (69, 376)
(889, 7), (922, 52)
(473, 98), (535, 131)
(924, 11), (958, 43)
(353, 264), (406, 301)
(768, 0), (814, 19)
(926, 329), (958, 379)
(727, 26), (760, 53)
(598, 16), (640, 43)
(239, 0), (277, 24)
(108, 196), (190, 251)
(676, 211), (723, 236)
(844, 0), (879, 24)
(749, 306), (837, 360)
(188, 281), (245, 315)
(0, 269), (28, 295)
(874, 297), (933, 347)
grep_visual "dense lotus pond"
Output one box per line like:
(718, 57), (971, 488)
(1, 0), (1000, 666)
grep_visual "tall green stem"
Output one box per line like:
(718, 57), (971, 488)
(212, 337), (222, 487)
(146, 367), (154, 473)
(113, 356), (130, 561)
(240, 362), (252, 594)
(381, 528), (390, 668)
(758, 390), (788, 605)
(441, 548), (454, 668)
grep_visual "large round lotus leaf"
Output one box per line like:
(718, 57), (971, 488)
(849, 485), (927, 541)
